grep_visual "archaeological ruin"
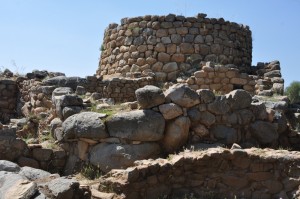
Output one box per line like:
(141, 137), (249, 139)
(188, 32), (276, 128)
(0, 13), (299, 199)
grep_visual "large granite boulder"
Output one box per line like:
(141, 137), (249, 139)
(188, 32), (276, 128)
(53, 94), (83, 120)
(62, 112), (108, 140)
(197, 89), (215, 104)
(106, 110), (165, 141)
(225, 89), (252, 110)
(0, 171), (37, 199)
(45, 177), (80, 199)
(162, 116), (191, 153)
(187, 108), (216, 127)
(19, 167), (51, 181)
(0, 161), (86, 199)
(207, 96), (230, 115)
(165, 84), (200, 108)
(89, 143), (161, 172)
(52, 87), (73, 98)
(0, 161), (83, 199)
(135, 85), (165, 109)
(250, 121), (279, 144)
(210, 125), (238, 145)
(159, 103), (183, 120)
(0, 160), (20, 172)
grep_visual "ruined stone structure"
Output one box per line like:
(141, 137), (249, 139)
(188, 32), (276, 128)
(95, 14), (284, 97)
(0, 79), (18, 123)
(97, 13), (252, 81)
(98, 148), (300, 199)
(0, 13), (296, 199)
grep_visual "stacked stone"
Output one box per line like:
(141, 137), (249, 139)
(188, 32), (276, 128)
(254, 61), (284, 96)
(20, 79), (55, 116)
(0, 126), (67, 173)
(97, 13), (252, 82)
(185, 63), (256, 94)
(85, 76), (154, 102)
(0, 79), (18, 123)
(98, 148), (300, 199)
(47, 84), (292, 175)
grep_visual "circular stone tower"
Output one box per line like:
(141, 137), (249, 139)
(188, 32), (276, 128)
(97, 13), (252, 82)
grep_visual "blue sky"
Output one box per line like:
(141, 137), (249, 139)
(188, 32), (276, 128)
(0, 0), (299, 87)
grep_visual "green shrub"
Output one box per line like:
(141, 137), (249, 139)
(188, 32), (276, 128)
(81, 164), (102, 180)
(285, 81), (300, 104)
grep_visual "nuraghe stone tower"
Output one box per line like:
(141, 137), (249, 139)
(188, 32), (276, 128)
(97, 13), (252, 82)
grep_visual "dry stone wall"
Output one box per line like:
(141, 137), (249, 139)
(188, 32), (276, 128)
(0, 126), (67, 173)
(98, 148), (300, 199)
(84, 76), (154, 102)
(0, 79), (18, 123)
(46, 84), (297, 176)
(97, 13), (252, 81)
(182, 63), (256, 94)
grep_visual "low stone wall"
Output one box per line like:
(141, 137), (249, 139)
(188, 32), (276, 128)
(0, 79), (18, 123)
(183, 64), (256, 94)
(0, 126), (67, 174)
(97, 13), (252, 80)
(84, 76), (154, 102)
(98, 148), (300, 199)
(47, 84), (297, 175)
(33, 76), (155, 103)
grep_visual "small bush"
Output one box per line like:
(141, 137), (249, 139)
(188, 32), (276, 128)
(285, 81), (300, 104)
(81, 164), (102, 180)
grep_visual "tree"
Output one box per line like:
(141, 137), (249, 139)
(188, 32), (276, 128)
(285, 81), (300, 104)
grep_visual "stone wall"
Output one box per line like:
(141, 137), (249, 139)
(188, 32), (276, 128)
(46, 84), (298, 176)
(182, 63), (256, 94)
(98, 148), (300, 199)
(0, 126), (66, 173)
(0, 79), (18, 123)
(97, 13), (252, 81)
(33, 76), (154, 103)
(84, 76), (154, 102)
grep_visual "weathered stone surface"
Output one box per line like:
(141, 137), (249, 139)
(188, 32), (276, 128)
(0, 171), (35, 199)
(62, 106), (82, 120)
(46, 177), (79, 199)
(165, 84), (200, 108)
(159, 103), (183, 120)
(157, 52), (170, 62)
(197, 89), (215, 104)
(210, 125), (238, 144)
(32, 148), (53, 162)
(207, 96), (230, 115)
(50, 118), (62, 137)
(4, 178), (37, 199)
(19, 167), (51, 181)
(162, 62), (178, 73)
(250, 121), (278, 144)
(180, 43), (194, 54)
(250, 102), (268, 121)
(52, 87), (73, 99)
(135, 85), (165, 109)
(225, 89), (252, 110)
(192, 124), (209, 137)
(57, 94), (83, 107)
(62, 112), (108, 140)
(17, 157), (39, 169)
(106, 110), (165, 141)
(44, 76), (86, 90)
(90, 143), (161, 172)
(264, 70), (281, 78)
(0, 160), (20, 172)
(187, 108), (216, 127)
(162, 116), (191, 153)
